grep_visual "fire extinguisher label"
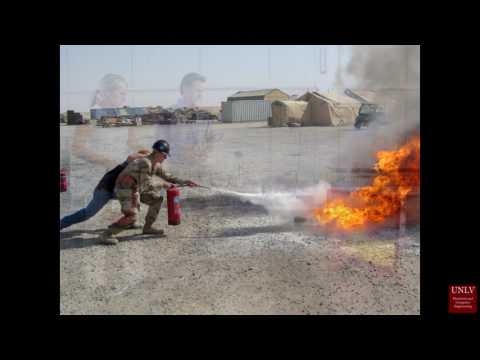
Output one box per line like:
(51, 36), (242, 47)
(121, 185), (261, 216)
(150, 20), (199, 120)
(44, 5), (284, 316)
(174, 197), (180, 204)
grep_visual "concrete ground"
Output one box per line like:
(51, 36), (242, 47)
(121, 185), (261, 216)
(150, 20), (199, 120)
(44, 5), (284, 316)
(60, 122), (420, 315)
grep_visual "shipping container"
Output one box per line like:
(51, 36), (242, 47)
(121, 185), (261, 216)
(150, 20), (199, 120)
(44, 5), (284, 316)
(221, 100), (272, 123)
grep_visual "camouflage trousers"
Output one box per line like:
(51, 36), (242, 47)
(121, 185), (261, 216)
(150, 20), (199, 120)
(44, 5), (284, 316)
(110, 188), (164, 230)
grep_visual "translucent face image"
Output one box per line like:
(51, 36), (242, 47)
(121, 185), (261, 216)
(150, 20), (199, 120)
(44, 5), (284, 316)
(99, 85), (128, 108)
(183, 80), (205, 107)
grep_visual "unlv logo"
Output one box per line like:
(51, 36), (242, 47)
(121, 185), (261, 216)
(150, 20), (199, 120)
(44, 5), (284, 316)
(451, 286), (475, 294)
(449, 285), (477, 314)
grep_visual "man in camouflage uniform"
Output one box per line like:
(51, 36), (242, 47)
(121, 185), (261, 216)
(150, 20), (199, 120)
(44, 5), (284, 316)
(99, 140), (198, 245)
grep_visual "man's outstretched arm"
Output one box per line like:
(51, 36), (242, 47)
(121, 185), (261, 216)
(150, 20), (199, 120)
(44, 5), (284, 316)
(154, 166), (198, 187)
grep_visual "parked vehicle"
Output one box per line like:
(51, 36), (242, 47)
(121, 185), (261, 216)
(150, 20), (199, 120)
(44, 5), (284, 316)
(99, 116), (119, 127)
(354, 104), (387, 129)
(287, 121), (302, 127)
(98, 116), (139, 127)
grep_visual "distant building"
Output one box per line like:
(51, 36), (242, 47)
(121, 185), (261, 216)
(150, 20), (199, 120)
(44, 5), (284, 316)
(227, 89), (289, 102)
(222, 89), (289, 123)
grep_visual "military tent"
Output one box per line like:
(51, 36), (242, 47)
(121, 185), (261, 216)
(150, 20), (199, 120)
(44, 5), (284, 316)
(269, 100), (308, 127)
(297, 91), (362, 126)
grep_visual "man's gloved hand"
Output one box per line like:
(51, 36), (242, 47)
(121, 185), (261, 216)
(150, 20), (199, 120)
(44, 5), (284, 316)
(185, 180), (199, 187)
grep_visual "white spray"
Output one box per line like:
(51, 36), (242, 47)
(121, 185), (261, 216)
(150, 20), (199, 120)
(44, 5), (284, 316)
(207, 181), (331, 218)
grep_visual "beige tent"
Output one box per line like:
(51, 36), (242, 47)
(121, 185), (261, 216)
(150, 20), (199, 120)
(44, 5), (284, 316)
(269, 100), (308, 127)
(296, 91), (362, 126)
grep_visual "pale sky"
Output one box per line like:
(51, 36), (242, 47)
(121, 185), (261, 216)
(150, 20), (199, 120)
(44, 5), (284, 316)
(60, 45), (354, 112)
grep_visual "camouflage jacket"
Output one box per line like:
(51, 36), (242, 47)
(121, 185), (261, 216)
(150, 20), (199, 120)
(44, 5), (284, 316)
(115, 157), (187, 193)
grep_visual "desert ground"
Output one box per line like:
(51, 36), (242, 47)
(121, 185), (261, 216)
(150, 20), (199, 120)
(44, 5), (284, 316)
(60, 121), (420, 315)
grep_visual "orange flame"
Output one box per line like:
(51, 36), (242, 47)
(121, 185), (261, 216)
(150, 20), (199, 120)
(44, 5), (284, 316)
(313, 134), (420, 231)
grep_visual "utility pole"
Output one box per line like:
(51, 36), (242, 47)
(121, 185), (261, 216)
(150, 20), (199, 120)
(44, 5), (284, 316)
(405, 45), (409, 86)
(337, 45), (342, 69)
(267, 45), (271, 84)
(337, 45), (343, 91)
(319, 46), (327, 74)
(198, 46), (203, 74)
(65, 46), (70, 110)
(130, 45), (135, 106)
(312, 46), (316, 90)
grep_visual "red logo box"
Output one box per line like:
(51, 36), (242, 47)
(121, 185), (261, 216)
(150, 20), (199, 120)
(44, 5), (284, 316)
(449, 285), (477, 314)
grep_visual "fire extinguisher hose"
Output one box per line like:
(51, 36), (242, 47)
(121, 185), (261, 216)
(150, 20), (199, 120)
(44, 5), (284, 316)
(176, 184), (210, 190)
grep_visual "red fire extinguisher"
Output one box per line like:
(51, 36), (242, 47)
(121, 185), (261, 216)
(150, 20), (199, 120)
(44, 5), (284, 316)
(167, 185), (181, 225)
(60, 168), (68, 192)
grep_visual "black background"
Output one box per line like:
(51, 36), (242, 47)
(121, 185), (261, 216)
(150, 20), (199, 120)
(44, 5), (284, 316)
(20, 24), (479, 320)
